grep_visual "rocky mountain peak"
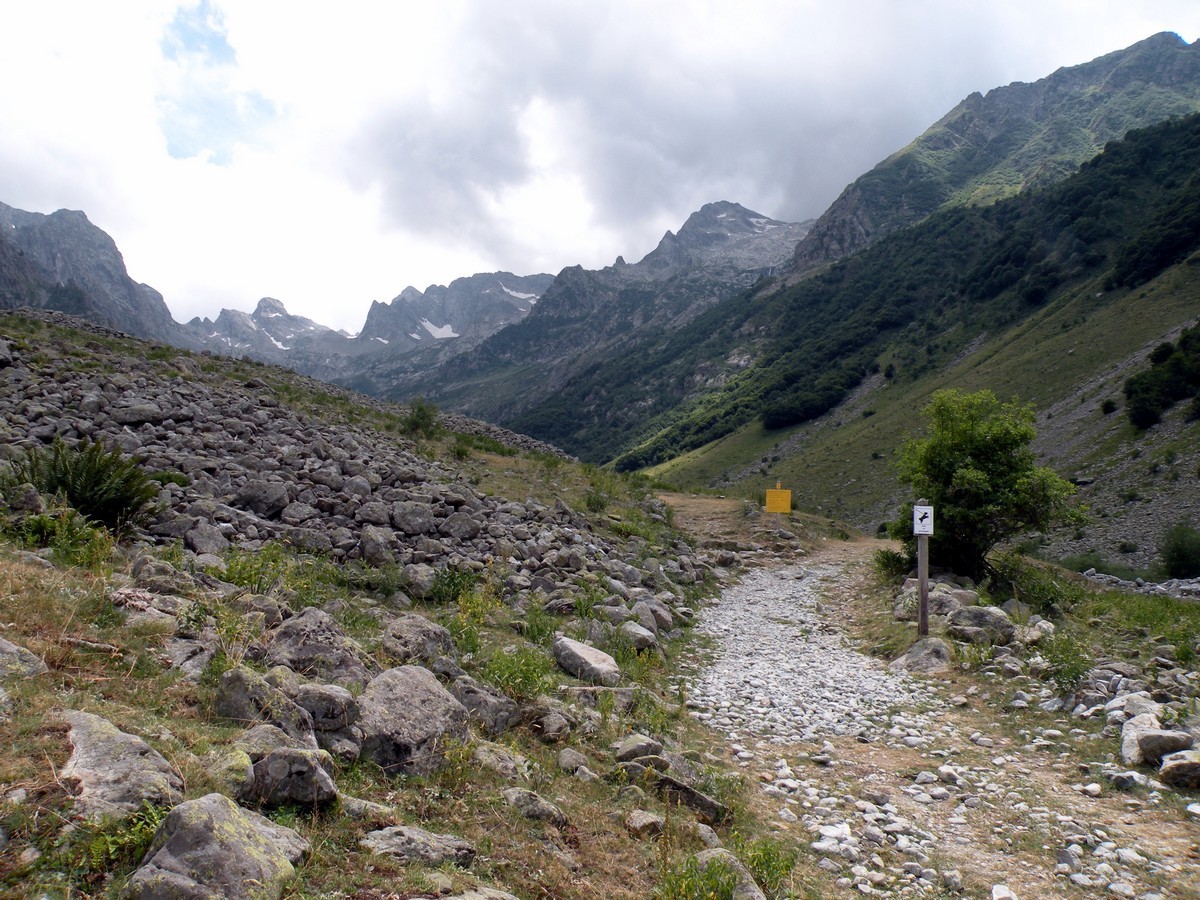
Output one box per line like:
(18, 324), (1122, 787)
(787, 32), (1200, 276)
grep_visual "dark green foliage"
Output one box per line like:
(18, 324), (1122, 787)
(6, 438), (160, 535)
(427, 566), (480, 604)
(1160, 521), (1200, 578)
(990, 552), (1091, 616)
(890, 390), (1080, 579)
(1123, 324), (1200, 428)
(402, 397), (440, 437)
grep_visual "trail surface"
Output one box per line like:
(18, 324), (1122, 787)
(664, 495), (1199, 899)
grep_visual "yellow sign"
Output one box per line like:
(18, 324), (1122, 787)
(765, 482), (791, 514)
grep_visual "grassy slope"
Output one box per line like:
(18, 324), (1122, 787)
(655, 255), (1200, 538)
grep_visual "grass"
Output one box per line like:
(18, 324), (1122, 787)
(654, 266), (1200, 535)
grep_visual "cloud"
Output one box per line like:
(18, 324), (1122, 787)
(0, 1), (1198, 332)
(157, 1), (277, 164)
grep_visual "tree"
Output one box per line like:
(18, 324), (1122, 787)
(890, 389), (1080, 579)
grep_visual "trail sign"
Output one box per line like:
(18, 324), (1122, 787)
(765, 482), (791, 514)
(913, 505), (934, 536)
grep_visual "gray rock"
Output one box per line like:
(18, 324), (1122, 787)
(889, 637), (952, 674)
(381, 613), (456, 665)
(439, 510), (483, 542)
(358, 523), (395, 567)
(502, 787), (567, 827)
(1159, 750), (1200, 788)
(234, 479), (290, 519)
(615, 733), (664, 762)
(264, 607), (372, 688)
(358, 666), (469, 776)
(0, 636), (48, 679)
(294, 683), (359, 732)
(450, 674), (521, 737)
(618, 620), (659, 651)
(360, 824), (475, 866)
(120, 793), (308, 899)
(215, 667), (317, 747)
(626, 809), (665, 838)
(391, 500), (436, 535)
(1120, 712), (1163, 766)
(184, 522), (230, 556)
(61, 711), (183, 822)
(1137, 728), (1194, 766)
(249, 748), (338, 807)
(552, 635), (621, 686)
(947, 606), (1015, 645)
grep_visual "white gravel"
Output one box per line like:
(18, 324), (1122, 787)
(684, 564), (946, 746)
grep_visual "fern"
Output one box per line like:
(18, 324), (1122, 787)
(9, 437), (160, 535)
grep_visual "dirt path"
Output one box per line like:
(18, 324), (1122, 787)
(664, 494), (1200, 899)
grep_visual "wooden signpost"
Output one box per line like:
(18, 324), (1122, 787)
(912, 499), (933, 637)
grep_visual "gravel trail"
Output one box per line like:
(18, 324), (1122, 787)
(676, 553), (1198, 899)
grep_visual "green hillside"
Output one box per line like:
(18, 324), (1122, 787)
(588, 113), (1200, 479)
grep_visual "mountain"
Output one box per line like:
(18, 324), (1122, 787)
(184, 297), (348, 361)
(359, 271), (554, 350)
(0, 201), (188, 344)
(787, 32), (1200, 276)
(365, 201), (810, 419)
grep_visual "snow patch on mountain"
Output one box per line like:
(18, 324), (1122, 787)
(420, 319), (459, 339)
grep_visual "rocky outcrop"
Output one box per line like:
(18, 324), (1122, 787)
(121, 793), (308, 899)
(357, 666), (469, 776)
(60, 711), (183, 822)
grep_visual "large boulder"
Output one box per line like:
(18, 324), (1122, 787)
(889, 637), (952, 674)
(450, 675), (521, 737)
(249, 748), (338, 807)
(1159, 750), (1200, 788)
(1120, 712), (1163, 767)
(120, 793), (308, 899)
(357, 666), (469, 776)
(294, 683), (359, 732)
(215, 667), (317, 748)
(264, 607), (372, 688)
(60, 711), (183, 822)
(552, 636), (621, 686)
(234, 480), (290, 519)
(1138, 729), (1194, 766)
(946, 606), (1015, 645)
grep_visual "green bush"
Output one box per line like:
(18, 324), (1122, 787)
(731, 833), (799, 896)
(6, 437), (160, 535)
(890, 390), (1081, 579)
(480, 646), (551, 700)
(655, 855), (738, 900)
(1038, 629), (1094, 693)
(15, 504), (114, 569)
(1161, 521), (1200, 578)
(402, 397), (440, 437)
(428, 566), (480, 604)
(990, 552), (1090, 615)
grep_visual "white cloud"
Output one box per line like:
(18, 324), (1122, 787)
(0, 1), (1198, 332)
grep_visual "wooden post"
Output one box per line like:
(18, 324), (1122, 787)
(917, 533), (930, 638)
(908, 500), (934, 642)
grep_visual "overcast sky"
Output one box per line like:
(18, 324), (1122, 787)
(2, 1), (1198, 331)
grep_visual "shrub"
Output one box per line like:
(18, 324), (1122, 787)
(6, 437), (160, 535)
(990, 552), (1090, 615)
(889, 389), (1081, 579)
(1038, 629), (1094, 693)
(480, 646), (551, 700)
(1161, 521), (1200, 578)
(731, 833), (799, 896)
(402, 397), (440, 437)
(15, 503), (114, 569)
(655, 855), (738, 900)
(428, 566), (480, 604)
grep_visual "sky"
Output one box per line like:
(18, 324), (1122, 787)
(2, 2), (1199, 332)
